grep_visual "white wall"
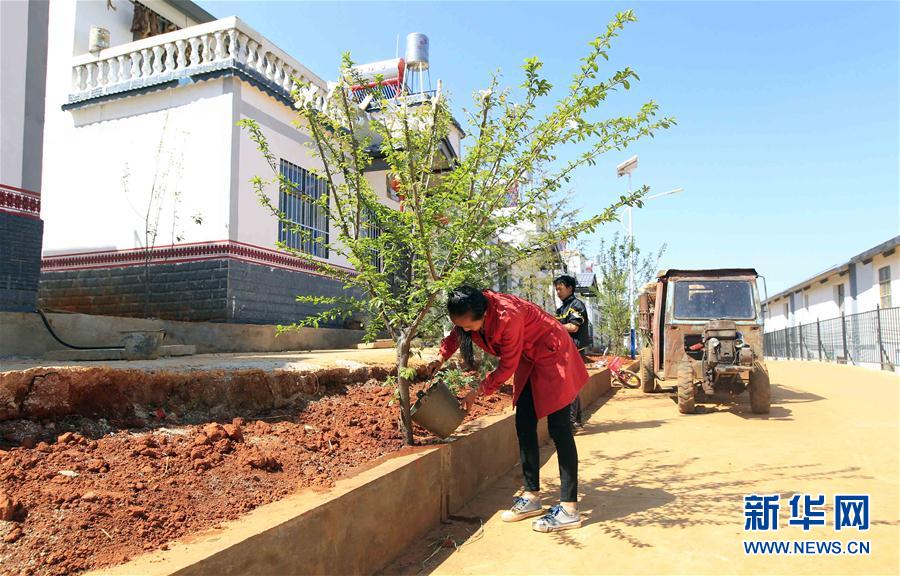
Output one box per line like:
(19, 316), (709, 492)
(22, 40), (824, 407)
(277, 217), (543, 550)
(70, 0), (210, 57)
(854, 259), (874, 313)
(765, 249), (900, 333)
(38, 0), (230, 257)
(42, 76), (234, 253)
(563, 251), (587, 274)
(447, 124), (463, 158)
(795, 278), (843, 325)
(72, 0), (136, 56)
(1, 0), (29, 189)
(40, 0), (448, 277)
(858, 252), (899, 311)
(236, 82), (404, 272)
(235, 83), (347, 264)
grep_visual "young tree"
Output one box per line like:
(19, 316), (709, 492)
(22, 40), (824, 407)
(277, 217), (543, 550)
(592, 232), (666, 355)
(242, 10), (674, 444)
(121, 112), (192, 318)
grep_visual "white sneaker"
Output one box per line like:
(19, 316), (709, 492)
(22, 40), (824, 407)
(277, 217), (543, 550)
(501, 495), (544, 522)
(532, 504), (582, 532)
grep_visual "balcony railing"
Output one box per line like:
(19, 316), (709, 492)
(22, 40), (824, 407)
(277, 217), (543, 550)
(68, 16), (327, 108)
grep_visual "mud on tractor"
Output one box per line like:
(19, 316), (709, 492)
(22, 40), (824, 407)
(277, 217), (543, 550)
(638, 269), (770, 414)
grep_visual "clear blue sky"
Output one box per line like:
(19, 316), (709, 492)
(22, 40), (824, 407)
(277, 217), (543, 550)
(199, 0), (899, 295)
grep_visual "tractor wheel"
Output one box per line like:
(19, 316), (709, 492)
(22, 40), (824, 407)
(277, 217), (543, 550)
(749, 361), (771, 414)
(640, 347), (655, 393)
(677, 360), (695, 414)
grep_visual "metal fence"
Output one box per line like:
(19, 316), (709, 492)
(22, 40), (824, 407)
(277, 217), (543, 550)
(764, 307), (900, 370)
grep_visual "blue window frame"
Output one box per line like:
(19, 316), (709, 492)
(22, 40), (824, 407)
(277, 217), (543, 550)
(279, 159), (329, 258)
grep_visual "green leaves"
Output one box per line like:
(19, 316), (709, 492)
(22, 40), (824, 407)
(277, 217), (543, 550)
(239, 11), (674, 441)
(432, 368), (479, 394)
(592, 232), (666, 354)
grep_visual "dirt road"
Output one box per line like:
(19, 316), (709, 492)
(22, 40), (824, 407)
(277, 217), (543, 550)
(385, 361), (899, 575)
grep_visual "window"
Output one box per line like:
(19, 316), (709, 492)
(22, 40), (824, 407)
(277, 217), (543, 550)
(804, 293), (810, 311)
(673, 280), (755, 320)
(783, 303), (790, 321)
(879, 266), (892, 308)
(279, 159), (329, 258)
(835, 283), (845, 315)
(360, 206), (382, 270)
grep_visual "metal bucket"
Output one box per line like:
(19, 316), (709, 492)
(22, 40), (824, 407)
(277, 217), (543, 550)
(410, 381), (466, 439)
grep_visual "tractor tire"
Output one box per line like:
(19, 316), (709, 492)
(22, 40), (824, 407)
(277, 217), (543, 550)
(640, 347), (655, 393)
(749, 361), (771, 414)
(677, 360), (695, 414)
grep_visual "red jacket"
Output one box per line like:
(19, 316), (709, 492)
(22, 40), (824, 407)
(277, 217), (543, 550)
(439, 290), (589, 419)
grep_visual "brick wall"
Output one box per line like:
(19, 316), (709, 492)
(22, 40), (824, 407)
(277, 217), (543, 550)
(39, 258), (364, 326)
(0, 212), (43, 312)
(40, 260), (228, 321)
(227, 260), (363, 327)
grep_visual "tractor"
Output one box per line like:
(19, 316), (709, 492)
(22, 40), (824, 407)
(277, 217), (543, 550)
(638, 269), (770, 414)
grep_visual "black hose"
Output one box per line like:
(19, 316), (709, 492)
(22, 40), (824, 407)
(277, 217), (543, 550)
(36, 308), (124, 350)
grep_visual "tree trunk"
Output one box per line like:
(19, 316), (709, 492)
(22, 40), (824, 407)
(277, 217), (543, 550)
(396, 335), (415, 445)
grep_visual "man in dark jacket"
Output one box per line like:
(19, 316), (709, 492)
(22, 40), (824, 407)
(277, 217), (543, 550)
(554, 275), (590, 429)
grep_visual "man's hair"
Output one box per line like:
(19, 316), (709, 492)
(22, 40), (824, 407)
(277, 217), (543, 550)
(554, 275), (577, 290)
(447, 285), (488, 320)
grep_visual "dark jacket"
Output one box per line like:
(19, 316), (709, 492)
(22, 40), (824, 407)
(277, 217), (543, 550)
(556, 294), (590, 351)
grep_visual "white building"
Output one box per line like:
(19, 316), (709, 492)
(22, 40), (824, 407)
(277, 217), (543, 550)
(34, 0), (461, 325)
(763, 236), (899, 331)
(0, 0), (48, 312)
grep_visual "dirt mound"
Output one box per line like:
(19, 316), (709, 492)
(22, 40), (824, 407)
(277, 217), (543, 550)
(0, 365), (394, 427)
(0, 382), (512, 575)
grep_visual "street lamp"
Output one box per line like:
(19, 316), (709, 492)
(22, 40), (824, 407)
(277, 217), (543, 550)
(616, 154), (682, 358)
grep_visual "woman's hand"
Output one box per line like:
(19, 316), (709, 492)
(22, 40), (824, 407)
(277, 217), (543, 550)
(460, 387), (479, 412)
(424, 357), (444, 378)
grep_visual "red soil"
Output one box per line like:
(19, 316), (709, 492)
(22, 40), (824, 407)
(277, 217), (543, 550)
(0, 382), (511, 576)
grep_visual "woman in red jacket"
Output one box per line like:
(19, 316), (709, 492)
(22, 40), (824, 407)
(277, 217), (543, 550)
(429, 286), (589, 532)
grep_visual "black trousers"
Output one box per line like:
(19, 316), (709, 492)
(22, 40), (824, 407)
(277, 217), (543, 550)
(569, 350), (590, 424)
(515, 382), (579, 503)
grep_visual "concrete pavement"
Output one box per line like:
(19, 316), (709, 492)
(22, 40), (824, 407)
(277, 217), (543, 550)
(0, 347), (408, 373)
(384, 361), (899, 575)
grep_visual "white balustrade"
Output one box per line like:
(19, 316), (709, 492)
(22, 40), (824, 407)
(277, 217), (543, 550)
(227, 29), (238, 60)
(130, 52), (141, 79)
(272, 58), (283, 86)
(256, 49), (267, 77)
(245, 38), (257, 70)
(140, 48), (152, 78)
(200, 34), (211, 65)
(214, 31), (226, 61)
(164, 43), (176, 72)
(281, 63), (292, 92)
(116, 55), (128, 82)
(188, 37), (201, 67)
(73, 65), (84, 91)
(175, 40), (187, 68)
(151, 46), (163, 74)
(68, 17), (325, 102)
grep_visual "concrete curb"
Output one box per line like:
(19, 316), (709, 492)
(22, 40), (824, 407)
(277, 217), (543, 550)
(0, 311), (364, 359)
(91, 369), (611, 576)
